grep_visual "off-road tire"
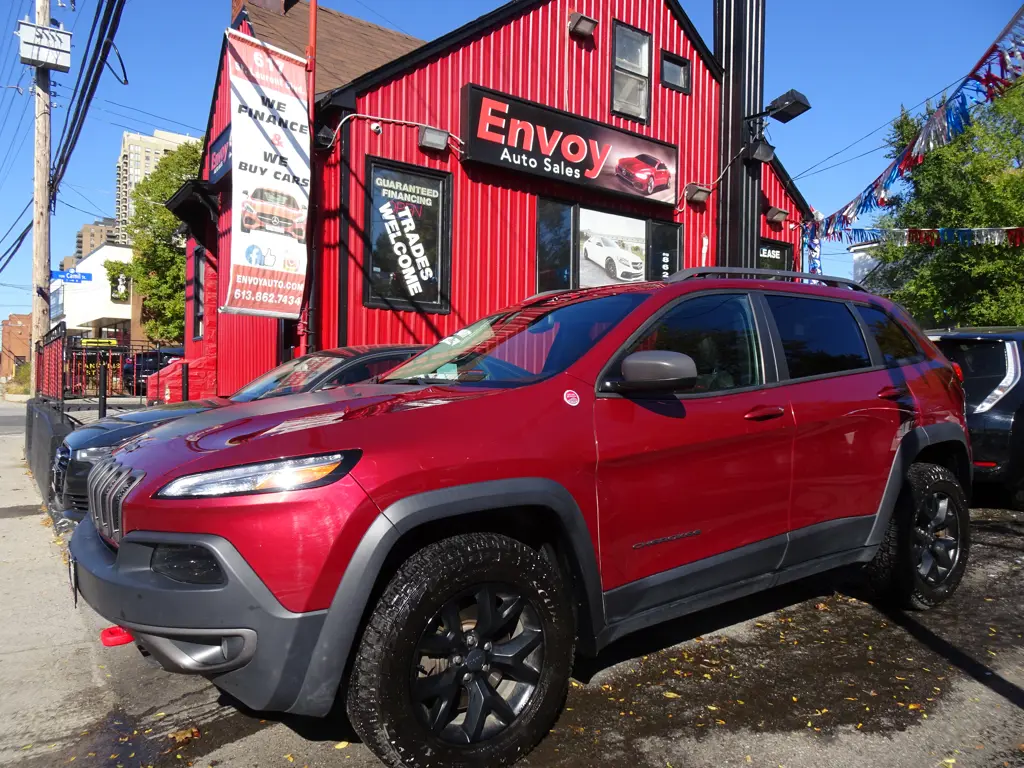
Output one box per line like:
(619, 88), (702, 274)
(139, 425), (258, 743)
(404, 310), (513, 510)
(346, 533), (575, 768)
(865, 462), (970, 610)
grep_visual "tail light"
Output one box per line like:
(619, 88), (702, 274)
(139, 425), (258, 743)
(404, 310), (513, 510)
(951, 362), (964, 383)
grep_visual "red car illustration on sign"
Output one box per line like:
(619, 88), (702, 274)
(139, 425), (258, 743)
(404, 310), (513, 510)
(615, 153), (672, 195)
(240, 187), (307, 244)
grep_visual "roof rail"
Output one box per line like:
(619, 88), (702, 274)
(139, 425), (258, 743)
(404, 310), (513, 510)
(667, 266), (868, 292)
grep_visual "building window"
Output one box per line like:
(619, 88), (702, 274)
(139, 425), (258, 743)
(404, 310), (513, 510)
(363, 158), (451, 314)
(535, 198), (680, 290)
(660, 51), (691, 95)
(612, 22), (651, 122)
(193, 246), (205, 339)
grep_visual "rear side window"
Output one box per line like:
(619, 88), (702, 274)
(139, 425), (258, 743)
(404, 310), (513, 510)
(933, 339), (1008, 408)
(766, 295), (871, 379)
(625, 293), (761, 392)
(855, 305), (921, 367)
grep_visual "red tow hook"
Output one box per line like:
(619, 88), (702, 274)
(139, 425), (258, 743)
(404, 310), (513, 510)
(99, 626), (134, 647)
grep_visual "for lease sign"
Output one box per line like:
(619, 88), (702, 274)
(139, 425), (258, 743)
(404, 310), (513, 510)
(222, 29), (310, 319)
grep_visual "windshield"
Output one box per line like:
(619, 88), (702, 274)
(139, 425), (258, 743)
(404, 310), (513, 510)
(636, 153), (659, 165)
(934, 339), (1010, 408)
(230, 353), (340, 402)
(381, 291), (650, 387)
(253, 189), (298, 208)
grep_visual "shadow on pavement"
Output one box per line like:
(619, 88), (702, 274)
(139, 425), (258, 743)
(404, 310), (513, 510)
(881, 606), (1024, 710)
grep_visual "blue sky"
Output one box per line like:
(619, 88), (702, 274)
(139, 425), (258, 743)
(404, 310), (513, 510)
(0, 0), (1017, 315)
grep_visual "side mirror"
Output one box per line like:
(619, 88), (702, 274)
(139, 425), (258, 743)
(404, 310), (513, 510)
(613, 350), (698, 394)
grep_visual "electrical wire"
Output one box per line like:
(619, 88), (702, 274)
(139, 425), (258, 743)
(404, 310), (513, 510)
(0, 92), (32, 192)
(58, 196), (110, 219)
(0, 223), (33, 277)
(791, 72), (969, 181)
(62, 186), (112, 218)
(51, 84), (203, 133)
(0, 200), (31, 251)
(792, 144), (888, 182)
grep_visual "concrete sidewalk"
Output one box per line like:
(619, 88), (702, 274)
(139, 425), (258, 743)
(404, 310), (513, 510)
(0, 401), (114, 766)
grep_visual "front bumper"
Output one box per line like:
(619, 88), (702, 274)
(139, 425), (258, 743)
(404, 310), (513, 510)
(69, 517), (326, 712)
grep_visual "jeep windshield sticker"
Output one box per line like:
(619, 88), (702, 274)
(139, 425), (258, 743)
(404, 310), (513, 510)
(223, 29), (311, 319)
(368, 165), (444, 308)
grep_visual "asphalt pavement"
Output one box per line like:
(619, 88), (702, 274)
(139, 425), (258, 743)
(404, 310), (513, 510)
(0, 397), (1022, 768)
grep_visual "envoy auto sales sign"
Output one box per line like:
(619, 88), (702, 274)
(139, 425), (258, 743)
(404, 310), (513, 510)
(462, 85), (679, 205)
(223, 29), (310, 319)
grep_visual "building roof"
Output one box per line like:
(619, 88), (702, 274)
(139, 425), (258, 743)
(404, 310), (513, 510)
(323, 0), (721, 109)
(244, 0), (422, 94)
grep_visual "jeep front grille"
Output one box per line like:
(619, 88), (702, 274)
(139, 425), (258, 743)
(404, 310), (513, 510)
(88, 459), (143, 545)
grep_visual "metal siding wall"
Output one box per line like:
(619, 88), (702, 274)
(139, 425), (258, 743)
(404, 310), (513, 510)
(760, 162), (804, 270)
(316, 123), (344, 350)
(327, 0), (721, 346)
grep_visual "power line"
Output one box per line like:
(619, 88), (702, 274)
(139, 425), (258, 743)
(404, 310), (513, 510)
(61, 186), (112, 218)
(0, 200), (31, 251)
(0, 92), (32, 192)
(0, 222), (33, 277)
(792, 72), (969, 181)
(793, 144), (889, 182)
(52, 82), (204, 133)
(58, 195), (110, 219)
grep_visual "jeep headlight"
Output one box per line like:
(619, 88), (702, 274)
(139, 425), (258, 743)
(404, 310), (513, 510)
(74, 445), (114, 464)
(157, 452), (360, 498)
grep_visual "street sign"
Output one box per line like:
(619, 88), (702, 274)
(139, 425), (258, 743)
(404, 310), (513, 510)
(18, 20), (72, 73)
(50, 269), (92, 283)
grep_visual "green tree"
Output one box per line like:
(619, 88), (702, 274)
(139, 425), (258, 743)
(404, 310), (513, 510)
(105, 140), (202, 343)
(865, 87), (1024, 327)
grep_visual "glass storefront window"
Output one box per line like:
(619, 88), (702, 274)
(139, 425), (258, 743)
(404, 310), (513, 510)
(364, 160), (451, 314)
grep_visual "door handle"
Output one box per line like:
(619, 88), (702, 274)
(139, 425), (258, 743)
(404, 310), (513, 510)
(877, 385), (908, 400)
(744, 405), (786, 421)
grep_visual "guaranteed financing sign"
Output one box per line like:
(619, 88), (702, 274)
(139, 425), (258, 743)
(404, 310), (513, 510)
(223, 30), (310, 318)
(462, 85), (679, 205)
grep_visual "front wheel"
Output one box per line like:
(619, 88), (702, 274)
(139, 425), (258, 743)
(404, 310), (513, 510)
(646, 177), (655, 195)
(865, 462), (970, 610)
(605, 258), (618, 280)
(347, 533), (575, 768)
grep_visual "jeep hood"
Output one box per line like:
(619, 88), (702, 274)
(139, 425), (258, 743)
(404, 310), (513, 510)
(112, 383), (501, 478)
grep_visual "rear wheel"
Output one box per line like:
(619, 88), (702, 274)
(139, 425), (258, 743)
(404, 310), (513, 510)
(865, 462), (970, 610)
(347, 533), (575, 768)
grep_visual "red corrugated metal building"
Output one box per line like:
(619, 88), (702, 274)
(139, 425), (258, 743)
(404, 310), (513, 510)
(164, 0), (811, 399)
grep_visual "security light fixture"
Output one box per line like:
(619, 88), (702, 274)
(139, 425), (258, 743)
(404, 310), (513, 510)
(684, 183), (712, 204)
(764, 89), (811, 124)
(765, 206), (790, 223)
(568, 11), (598, 40)
(418, 125), (450, 152)
(746, 137), (775, 164)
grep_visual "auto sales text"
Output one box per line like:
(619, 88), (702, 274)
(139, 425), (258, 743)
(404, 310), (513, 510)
(379, 201), (433, 296)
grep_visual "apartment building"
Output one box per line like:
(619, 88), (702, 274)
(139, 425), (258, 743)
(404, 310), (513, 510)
(75, 217), (116, 259)
(114, 129), (196, 244)
(0, 313), (31, 381)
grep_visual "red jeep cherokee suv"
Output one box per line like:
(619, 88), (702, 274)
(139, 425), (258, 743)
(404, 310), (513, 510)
(71, 268), (971, 768)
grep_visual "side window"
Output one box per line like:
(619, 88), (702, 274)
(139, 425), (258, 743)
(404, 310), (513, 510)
(612, 22), (651, 121)
(324, 355), (412, 388)
(623, 293), (761, 393)
(660, 51), (691, 95)
(855, 305), (921, 367)
(766, 295), (871, 379)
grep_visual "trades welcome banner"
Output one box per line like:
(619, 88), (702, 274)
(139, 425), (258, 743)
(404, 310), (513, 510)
(223, 29), (310, 318)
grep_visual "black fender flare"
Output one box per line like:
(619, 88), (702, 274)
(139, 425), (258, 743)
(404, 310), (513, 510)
(288, 478), (603, 717)
(864, 421), (971, 549)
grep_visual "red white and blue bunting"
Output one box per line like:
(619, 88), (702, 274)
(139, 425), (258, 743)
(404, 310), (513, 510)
(846, 227), (1024, 247)
(812, 5), (1024, 241)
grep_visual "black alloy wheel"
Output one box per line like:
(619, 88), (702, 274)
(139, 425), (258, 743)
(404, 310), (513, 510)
(412, 583), (544, 744)
(605, 258), (617, 279)
(347, 533), (575, 768)
(912, 490), (961, 586)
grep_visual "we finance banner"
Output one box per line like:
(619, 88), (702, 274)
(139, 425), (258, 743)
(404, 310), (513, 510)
(223, 29), (310, 318)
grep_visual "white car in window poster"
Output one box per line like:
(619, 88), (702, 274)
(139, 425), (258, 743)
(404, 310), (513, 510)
(582, 235), (645, 282)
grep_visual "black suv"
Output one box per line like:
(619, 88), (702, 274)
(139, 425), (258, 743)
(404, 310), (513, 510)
(930, 327), (1023, 503)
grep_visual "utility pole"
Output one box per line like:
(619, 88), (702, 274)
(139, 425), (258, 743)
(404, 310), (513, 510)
(29, 0), (51, 393)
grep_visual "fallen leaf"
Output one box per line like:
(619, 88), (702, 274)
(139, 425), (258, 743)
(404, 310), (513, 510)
(737, 700), (745, 705)
(706, 705), (717, 710)
(792, 696), (799, 702)
(285, 756), (295, 764)
(908, 704), (921, 711)
(663, 692), (681, 699)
